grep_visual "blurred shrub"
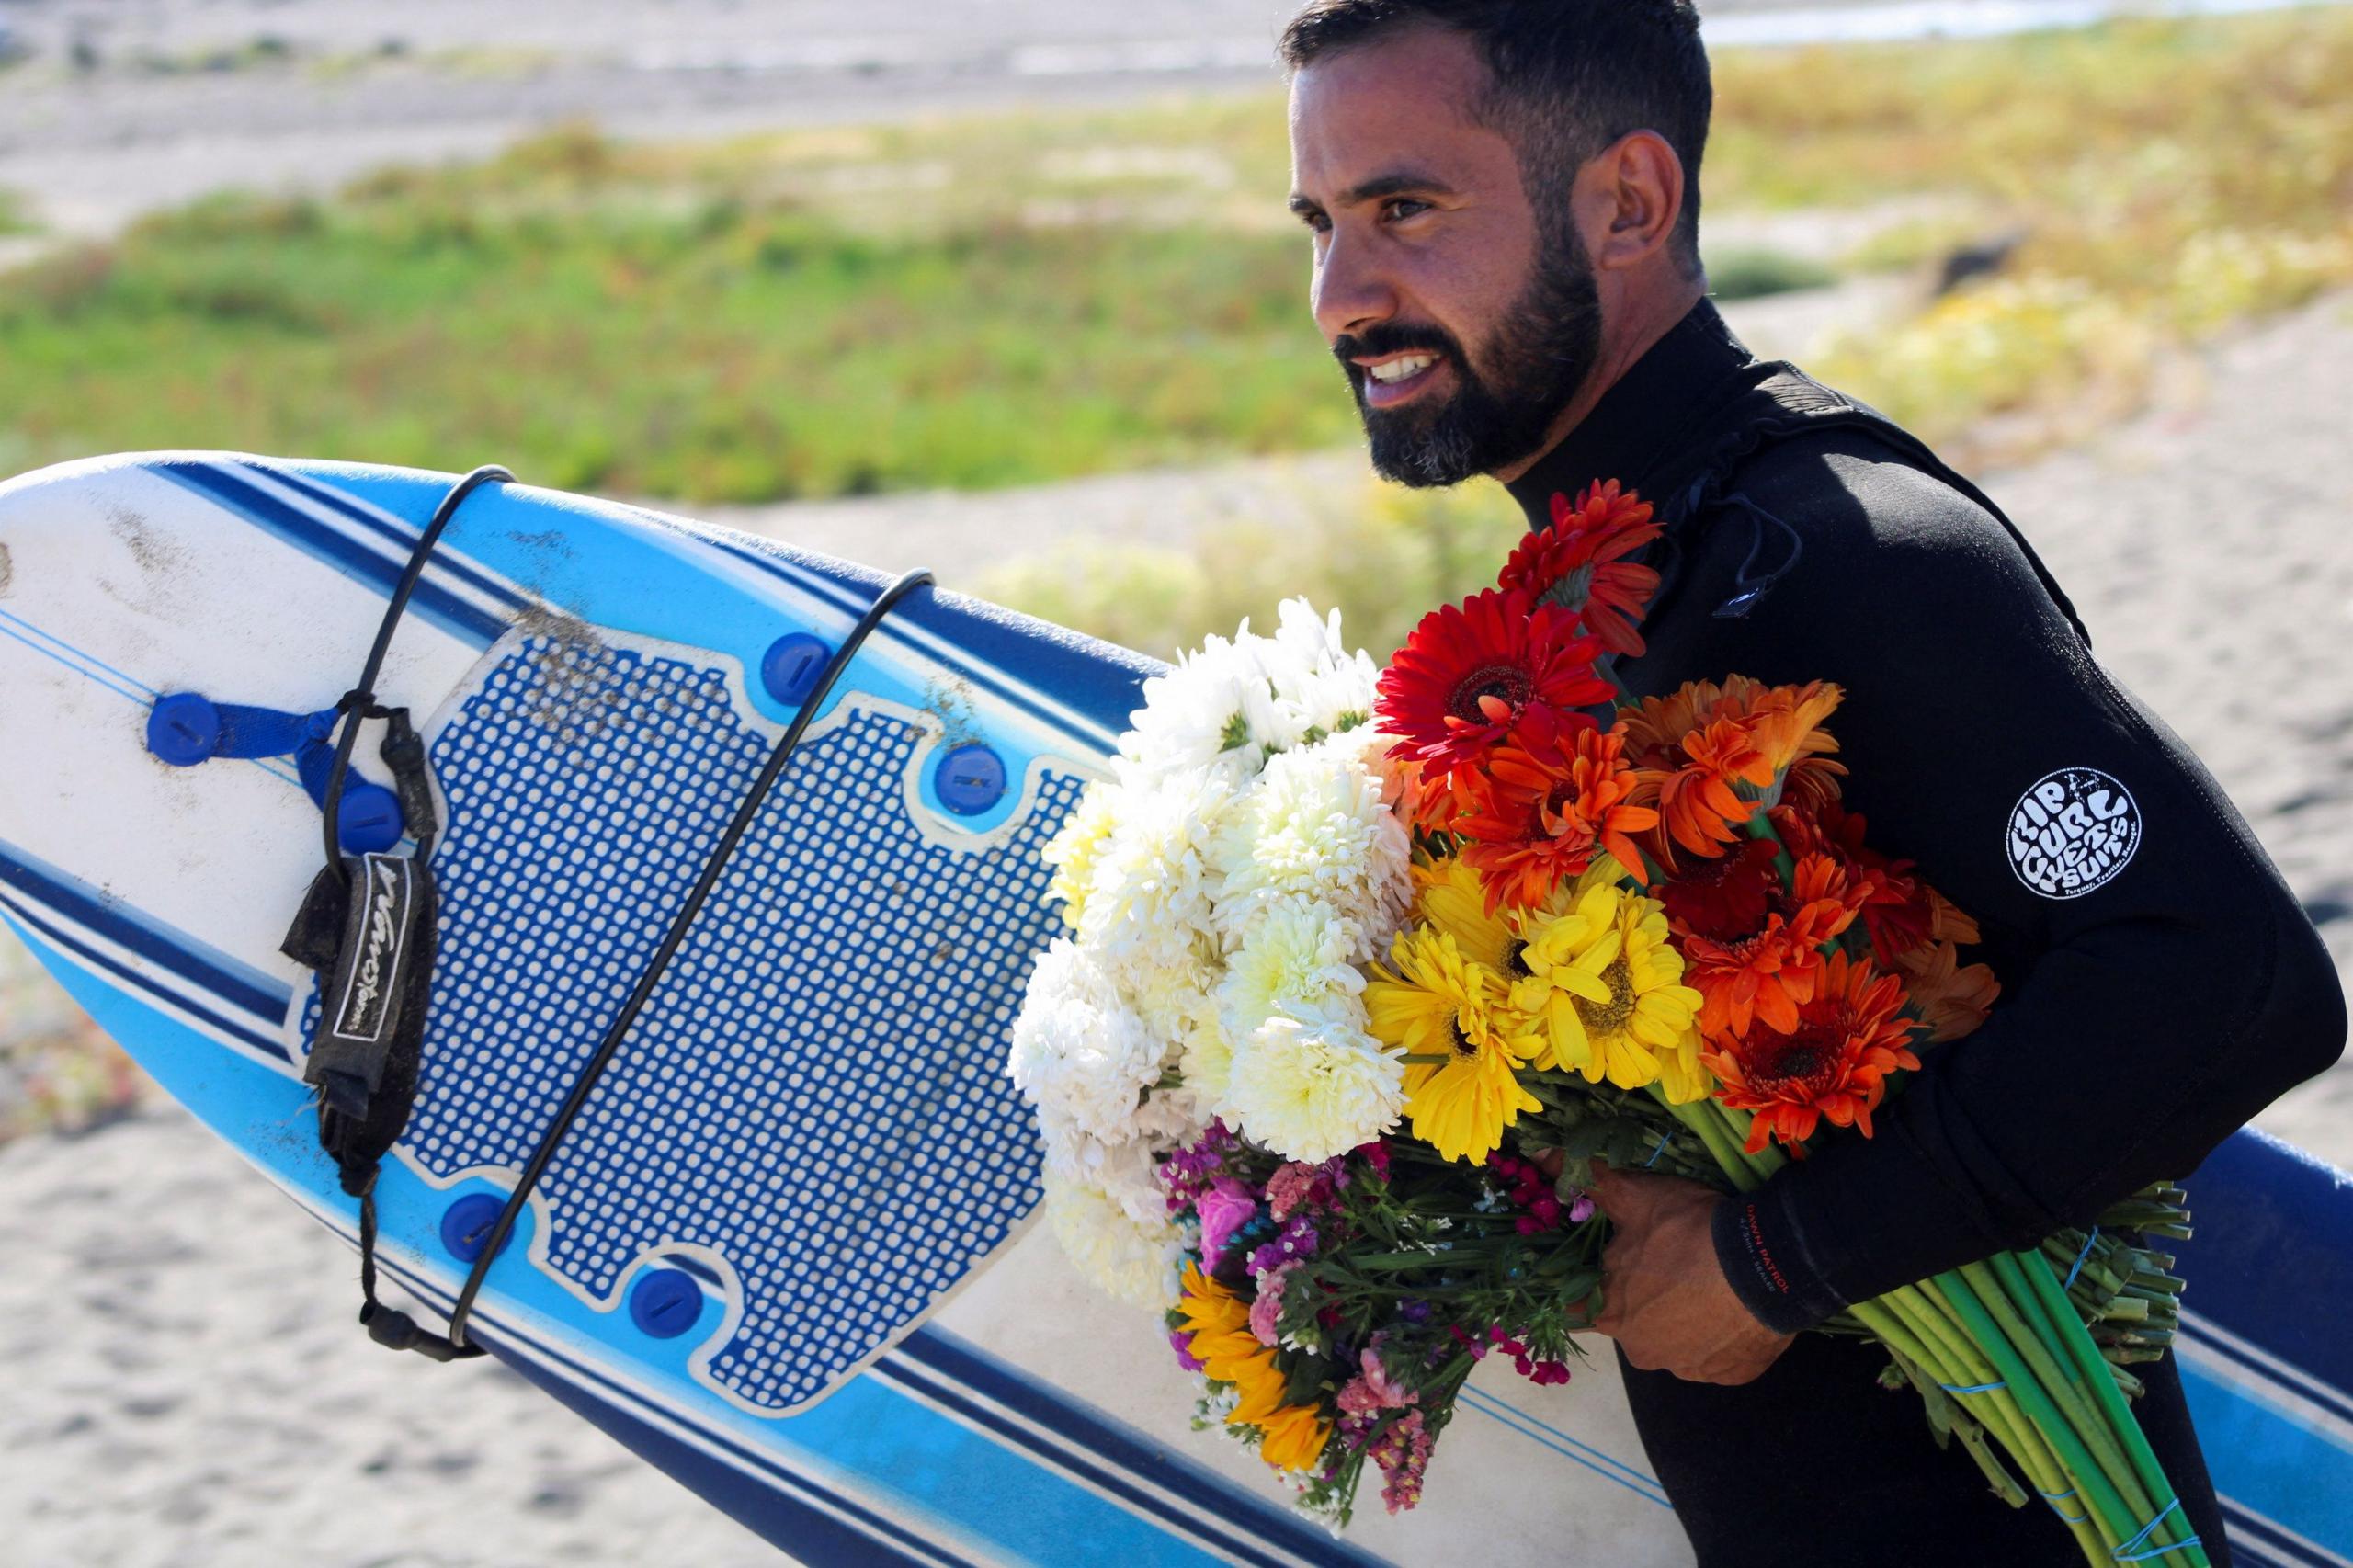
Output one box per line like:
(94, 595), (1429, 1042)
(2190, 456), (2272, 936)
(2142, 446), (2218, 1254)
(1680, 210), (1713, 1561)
(975, 471), (1528, 662)
(1703, 246), (1838, 301)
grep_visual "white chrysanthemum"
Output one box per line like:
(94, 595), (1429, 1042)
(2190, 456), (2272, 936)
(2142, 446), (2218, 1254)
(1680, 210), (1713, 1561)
(1265, 598), (1381, 744)
(1210, 731), (1412, 965)
(1040, 780), (1122, 933)
(1078, 766), (1233, 986)
(1177, 1011), (1238, 1123)
(1120, 631), (1270, 780)
(1225, 1009), (1404, 1164)
(1215, 899), (1365, 1046)
(1045, 1160), (1184, 1308)
(1007, 938), (1166, 1145)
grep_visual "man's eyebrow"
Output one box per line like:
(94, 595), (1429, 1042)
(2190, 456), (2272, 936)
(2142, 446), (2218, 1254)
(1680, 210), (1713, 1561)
(1287, 171), (1460, 215)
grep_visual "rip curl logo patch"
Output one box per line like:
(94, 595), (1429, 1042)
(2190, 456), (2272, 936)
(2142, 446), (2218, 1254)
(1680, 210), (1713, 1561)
(2007, 767), (2142, 899)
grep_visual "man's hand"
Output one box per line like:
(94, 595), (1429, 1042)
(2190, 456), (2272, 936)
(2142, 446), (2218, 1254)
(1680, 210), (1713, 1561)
(1586, 1161), (1794, 1386)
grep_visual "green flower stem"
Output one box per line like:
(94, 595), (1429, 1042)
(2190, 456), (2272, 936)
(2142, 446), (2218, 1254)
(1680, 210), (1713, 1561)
(1934, 1274), (2131, 1561)
(1852, 1303), (2031, 1508)
(2009, 1251), (2207, 1565)
(1960, 1257), (2159, 1534)
(1882, 1286), (2108, 1553)
(1741, 808), (1799, 886)
(1659, 1094), (1765, 1192)
(1939, 1267), (2156, 1562)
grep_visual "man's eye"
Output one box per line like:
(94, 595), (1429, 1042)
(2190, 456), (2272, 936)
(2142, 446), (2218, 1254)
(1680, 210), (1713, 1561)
(1381, 198), (1429, 222)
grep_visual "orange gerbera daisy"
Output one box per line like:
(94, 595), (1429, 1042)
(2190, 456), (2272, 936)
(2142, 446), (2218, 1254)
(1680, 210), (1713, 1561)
(1771, 801), (1933, 962)
(1646, 716), (1774, 862)
(1455, 709), (1661, 909)
(1620, 676), (1846, 802)
(1678, 863), (1858, 1041)
(1893, 938), (2001, 1043)
(1702, 949), (1923, 1153)
(1496, 479), (1665, 658)
(1376, 589), (1613, 781)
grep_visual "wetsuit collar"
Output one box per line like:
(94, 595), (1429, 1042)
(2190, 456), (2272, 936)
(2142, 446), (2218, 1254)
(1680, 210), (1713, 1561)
(1499, 296), (1756, 531)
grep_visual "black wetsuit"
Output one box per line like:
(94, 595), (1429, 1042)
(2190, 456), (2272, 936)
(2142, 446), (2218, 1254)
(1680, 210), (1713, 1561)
(1496, 298), (2347, 1567)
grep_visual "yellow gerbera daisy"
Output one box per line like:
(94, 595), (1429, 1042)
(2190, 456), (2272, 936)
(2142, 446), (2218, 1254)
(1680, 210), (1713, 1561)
(1412, 855), (1517, 972)
(1511, 882), (1710, 1100)
(1365, 927), (1541, 1164)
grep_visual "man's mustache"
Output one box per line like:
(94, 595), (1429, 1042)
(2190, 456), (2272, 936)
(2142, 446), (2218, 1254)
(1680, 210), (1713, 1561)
(1333, 328), (1465, 375)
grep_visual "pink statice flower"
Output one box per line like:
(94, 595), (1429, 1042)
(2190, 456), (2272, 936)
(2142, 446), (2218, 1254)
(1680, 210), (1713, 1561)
(1249, 1264), (1294, 1347)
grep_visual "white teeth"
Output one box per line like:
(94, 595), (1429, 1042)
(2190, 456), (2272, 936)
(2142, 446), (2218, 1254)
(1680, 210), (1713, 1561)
(1369, 353), (1436, 384)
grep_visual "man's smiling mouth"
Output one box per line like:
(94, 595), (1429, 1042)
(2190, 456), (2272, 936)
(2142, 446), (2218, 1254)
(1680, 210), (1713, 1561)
(1357, 350), (1446, 407)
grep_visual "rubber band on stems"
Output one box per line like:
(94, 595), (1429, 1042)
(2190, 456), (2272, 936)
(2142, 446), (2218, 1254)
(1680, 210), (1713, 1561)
(2112, 1497), (2200, 1562)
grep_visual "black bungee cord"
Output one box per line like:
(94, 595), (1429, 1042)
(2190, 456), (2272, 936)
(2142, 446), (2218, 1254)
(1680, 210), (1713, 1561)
(301, 460), (932, 1358)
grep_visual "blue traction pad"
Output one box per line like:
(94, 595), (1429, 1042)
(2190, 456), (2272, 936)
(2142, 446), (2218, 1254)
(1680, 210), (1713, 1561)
(335, 631), (1081, 1411)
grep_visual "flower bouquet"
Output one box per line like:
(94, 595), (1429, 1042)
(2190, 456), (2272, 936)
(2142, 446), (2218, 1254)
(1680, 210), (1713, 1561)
(1006, 485), (2201, 1565)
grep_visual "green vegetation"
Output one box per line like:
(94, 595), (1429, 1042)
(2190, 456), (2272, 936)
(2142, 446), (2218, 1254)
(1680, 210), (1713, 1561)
(0, 190), (37, 238)
(975, 471), (1526, 664)
(0, 10), (2346, 510)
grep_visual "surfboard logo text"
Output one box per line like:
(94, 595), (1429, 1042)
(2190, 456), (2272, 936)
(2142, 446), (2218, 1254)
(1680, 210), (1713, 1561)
(2006, 766), (2141, 899)
(335, 857), (410, 1042)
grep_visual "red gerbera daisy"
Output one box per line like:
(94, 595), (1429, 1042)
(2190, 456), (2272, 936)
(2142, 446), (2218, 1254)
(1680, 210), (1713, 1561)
(1375, 589), (1612, 781)
(1702, 949), (1922, 1153)
(1657, 836), (1783, 943)
(1455, 710), (1661, 910)
(1497, 479), (1665, 658)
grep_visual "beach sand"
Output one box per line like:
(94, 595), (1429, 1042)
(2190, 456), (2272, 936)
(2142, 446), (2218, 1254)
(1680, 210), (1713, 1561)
(1, 275), (2346, 1566)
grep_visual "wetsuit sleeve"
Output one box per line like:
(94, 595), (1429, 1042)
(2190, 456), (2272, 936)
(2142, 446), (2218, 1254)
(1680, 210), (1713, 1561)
(1697, 449), (2347, 1334)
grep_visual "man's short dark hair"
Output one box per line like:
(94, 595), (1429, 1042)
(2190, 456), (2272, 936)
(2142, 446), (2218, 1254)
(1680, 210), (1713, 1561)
(1277, 0), (1711, 274)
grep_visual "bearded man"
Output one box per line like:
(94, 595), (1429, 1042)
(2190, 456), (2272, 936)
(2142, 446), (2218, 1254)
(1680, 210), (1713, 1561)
(1277, 3), (2346, 1563)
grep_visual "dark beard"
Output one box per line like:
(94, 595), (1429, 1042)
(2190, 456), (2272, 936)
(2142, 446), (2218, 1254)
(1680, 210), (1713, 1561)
(1338, 221), (1602, 488)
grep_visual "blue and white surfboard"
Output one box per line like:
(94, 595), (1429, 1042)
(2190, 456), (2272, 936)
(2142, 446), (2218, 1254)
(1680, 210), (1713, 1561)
(0, 452), (1710, 1567)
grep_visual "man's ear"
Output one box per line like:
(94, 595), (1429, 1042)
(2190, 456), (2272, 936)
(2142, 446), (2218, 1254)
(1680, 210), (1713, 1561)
(1579, 129), (1687, 272)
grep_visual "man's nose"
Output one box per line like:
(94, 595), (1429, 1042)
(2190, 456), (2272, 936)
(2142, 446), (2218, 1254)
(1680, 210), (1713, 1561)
(1311, 231), (1397, 346)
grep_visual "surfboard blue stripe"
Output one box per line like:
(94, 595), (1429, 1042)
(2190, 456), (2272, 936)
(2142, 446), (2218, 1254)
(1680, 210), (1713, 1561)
(2222, 1494), (2349, 1568)
(1457, 1388), (1673, 1508)
(251, 463), (531, 613)
(2181, 1354), (2353, 1558)
(0, 614), (153, 706)
(705, 536), (1120, 752)
(894, 1326), (1367, 1565)
(0, 896), (288, 1063)
(874, 1347), (1342, 1568)
(0, 837), (290, 1028)
(0, 604), (156, 699)
(359, 1247), (1131, 1568)
(1451, 1383), (1663, 1496)
(2190, 1324), (2353, 1436)
(152, 462), (506, 648)
(0, 610), (305, 789)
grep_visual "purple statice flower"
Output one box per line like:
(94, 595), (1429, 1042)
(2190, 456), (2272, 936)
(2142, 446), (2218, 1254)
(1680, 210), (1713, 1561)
(1245, 1213), (1319, 1277)
(1248, 1264), (1294, 1347)
(1161, 1120), (1240, 1211)
(1169, 1328), (1206, 1373)
(1198, 1176), (1260, 1265)
(1395, 1298), (1433, 1325)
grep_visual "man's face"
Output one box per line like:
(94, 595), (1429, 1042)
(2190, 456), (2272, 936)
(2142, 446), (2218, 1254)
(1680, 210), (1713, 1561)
(1289, 27), (1602, 487)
